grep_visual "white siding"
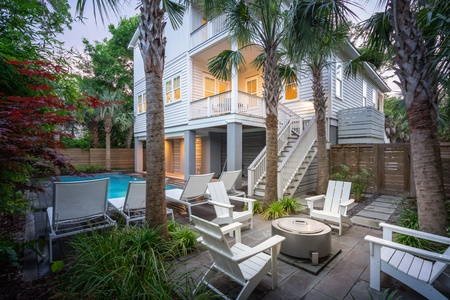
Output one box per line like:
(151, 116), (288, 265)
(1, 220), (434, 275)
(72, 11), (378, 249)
(134, 78), (146, 136)
(165, 12), (190, 62)
(163, 54), (189, 127)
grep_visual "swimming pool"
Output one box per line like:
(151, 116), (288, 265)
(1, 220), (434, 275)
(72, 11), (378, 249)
(57, 173), (177, 199)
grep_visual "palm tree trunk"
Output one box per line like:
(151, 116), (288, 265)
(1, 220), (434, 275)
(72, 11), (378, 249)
(140, 0), (168, 238)
(389, 0), (447, 234)
(126, 129), (133, 149)
(312, 66), (328, 194)
(263, 45), (281, 205)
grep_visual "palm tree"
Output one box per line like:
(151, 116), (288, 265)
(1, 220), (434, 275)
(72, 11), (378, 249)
(286, 1), (356, 194)
(207, 0), (288, 206)
(359, 0), (448, 234)
(115, 110), (135, 148)
(384, 96), (409, 143)
(75, 0), (188, 238)
(98, 90), (123, 171)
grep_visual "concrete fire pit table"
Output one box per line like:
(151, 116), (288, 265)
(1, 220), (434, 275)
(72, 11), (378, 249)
(272, 217), (331, 264)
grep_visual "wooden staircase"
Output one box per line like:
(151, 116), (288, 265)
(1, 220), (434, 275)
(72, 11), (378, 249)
(248, 116), (317, 198)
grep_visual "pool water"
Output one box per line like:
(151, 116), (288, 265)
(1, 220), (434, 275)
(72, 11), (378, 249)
(58, 173), (176, 199)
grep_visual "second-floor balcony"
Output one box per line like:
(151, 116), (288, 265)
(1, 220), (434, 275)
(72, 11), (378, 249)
(190, 15), (227, 49)
(190, 91), (264, 119)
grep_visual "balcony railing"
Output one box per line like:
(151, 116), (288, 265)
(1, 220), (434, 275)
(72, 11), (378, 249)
(190, 15), (227, 49)
(190, 91), (265, 119)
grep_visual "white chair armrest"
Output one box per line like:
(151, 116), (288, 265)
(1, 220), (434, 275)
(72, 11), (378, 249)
(305, 194), (325, 202)
(221, 222), (243, 243)
(229, 196), (256, 203)
(208, 200), (234, 209)
(306, 195), (325, 210)
(340, 199), (355, 207)
(365, 235), (450, 264)
(380, 223), (450, 245)
(232, 235), (286, 263)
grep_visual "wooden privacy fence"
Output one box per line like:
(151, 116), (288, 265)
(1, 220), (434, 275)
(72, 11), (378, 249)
(330, 143), (450, 196)
(58, 148), (135, 169)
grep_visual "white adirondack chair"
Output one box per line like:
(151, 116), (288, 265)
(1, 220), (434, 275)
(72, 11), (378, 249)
(47, 178), (117, 262)
(207, 181), (255, 230)
(192, 216), (285, 300)
(306, 180), (354, 235)
(165, 173), (214, 221)
(108, 181), (174, 225)
(365, 223), (450, 300)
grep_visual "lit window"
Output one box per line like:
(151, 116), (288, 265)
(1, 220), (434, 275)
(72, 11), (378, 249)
(362, 80), (367, 106)
(205, 77), (215, 97)
(336, 63), (343, 99)
(285, 82), (298, 100)
(165, 76), (181, 104)
(246, 77), (257, 95)
(137, 92), (146, 113)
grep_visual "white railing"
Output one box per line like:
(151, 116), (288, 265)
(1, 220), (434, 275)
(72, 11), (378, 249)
(190, 15), (227, 49)
(277, 117), (317, 198)
(247, 105), (305, 197)
(190, 91), (265, 120)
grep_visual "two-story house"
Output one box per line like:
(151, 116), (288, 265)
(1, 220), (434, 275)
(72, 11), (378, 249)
(128, 5), (390, 198)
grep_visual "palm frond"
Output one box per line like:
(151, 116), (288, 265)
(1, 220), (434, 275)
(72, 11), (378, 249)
(163, 0), (187, 30)
(75, 0), (121, 24)
(207, 50), (245, 81)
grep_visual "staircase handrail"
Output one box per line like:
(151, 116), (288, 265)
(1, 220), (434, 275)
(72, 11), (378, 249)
(278, 103), (302, 135)
(277, 116), (317, 198)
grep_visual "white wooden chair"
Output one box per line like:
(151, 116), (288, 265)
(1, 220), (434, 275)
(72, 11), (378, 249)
(306, 180), (354, 235)
(47, 178), (117, 262)
(207, 181), (255, 230)
(365, 223), (450, 300)
(192, 216), (285, 300)
(165, 173), (214, 221)
(108, 181), (174, 225)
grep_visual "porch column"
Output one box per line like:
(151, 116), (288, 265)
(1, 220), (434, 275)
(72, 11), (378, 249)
(184, 130), (196, 179)
(227, 122), (242, 188)
(231, 41), (238, 114)
(134, 138), (144, 173)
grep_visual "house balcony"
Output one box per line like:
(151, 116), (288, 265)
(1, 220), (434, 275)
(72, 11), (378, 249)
(337, 106), (386, 144)
(190, 91), (265, 120)
(190, 15), (227, 50)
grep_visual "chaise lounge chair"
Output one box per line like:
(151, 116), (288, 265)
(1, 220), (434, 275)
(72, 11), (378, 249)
(217, 170), (246, 197)
(165, 173), (214, 221)
(47, 178), (117, 262)
(108, 181), (174, 225)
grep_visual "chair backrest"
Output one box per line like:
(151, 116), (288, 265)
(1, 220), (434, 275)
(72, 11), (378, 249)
(208, 181), (232, 217)
(192, 216), (245, 282)
(323, 180), (352, 214)
(124, 181), (146, 211)
(218, 170), (241, 192)
(52, 178), (109, 222)
(181, 173), (214, 199)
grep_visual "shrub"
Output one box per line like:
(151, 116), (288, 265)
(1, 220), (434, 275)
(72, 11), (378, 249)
(330, 164), (373, 201)
(244, 199), (263, 214)
(279, 197), (302, 214)
(260, 201), (289, 220)
(57, 224), (212, 299)
(168, 221), (200, 257)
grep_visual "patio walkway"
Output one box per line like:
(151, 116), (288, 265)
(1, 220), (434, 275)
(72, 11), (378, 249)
(24, 186), (448, 299)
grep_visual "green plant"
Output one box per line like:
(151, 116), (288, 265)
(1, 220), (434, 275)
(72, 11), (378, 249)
(395, 198), (447, 253)
(279, 197), (302, 214)
(260, 201), (289, 220)
(57, 225), (213, 299)
(244, 199), (263, 214)
(330, 164), (373, 201)
(168, 221), (200, 257)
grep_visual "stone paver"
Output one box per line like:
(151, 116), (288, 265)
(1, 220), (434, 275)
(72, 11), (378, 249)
(356, 210), (391, 221)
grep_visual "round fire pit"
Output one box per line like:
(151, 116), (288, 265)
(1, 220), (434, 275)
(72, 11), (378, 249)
(272, 217), (331, 259)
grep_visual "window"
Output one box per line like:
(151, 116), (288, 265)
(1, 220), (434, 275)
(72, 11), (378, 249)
(336, 63), (343, 99)
(165, 76), (181, 104)
(285, 81), (298, 100)
(246, 77), (257, 95)
(204, 76), (215, 97)
(137, 92), (146, 114)
(362, 80), (367, 106)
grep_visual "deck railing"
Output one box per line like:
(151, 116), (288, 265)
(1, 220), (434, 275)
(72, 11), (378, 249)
(190, 15), (227, 49)
(190, 91), (265, 119)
